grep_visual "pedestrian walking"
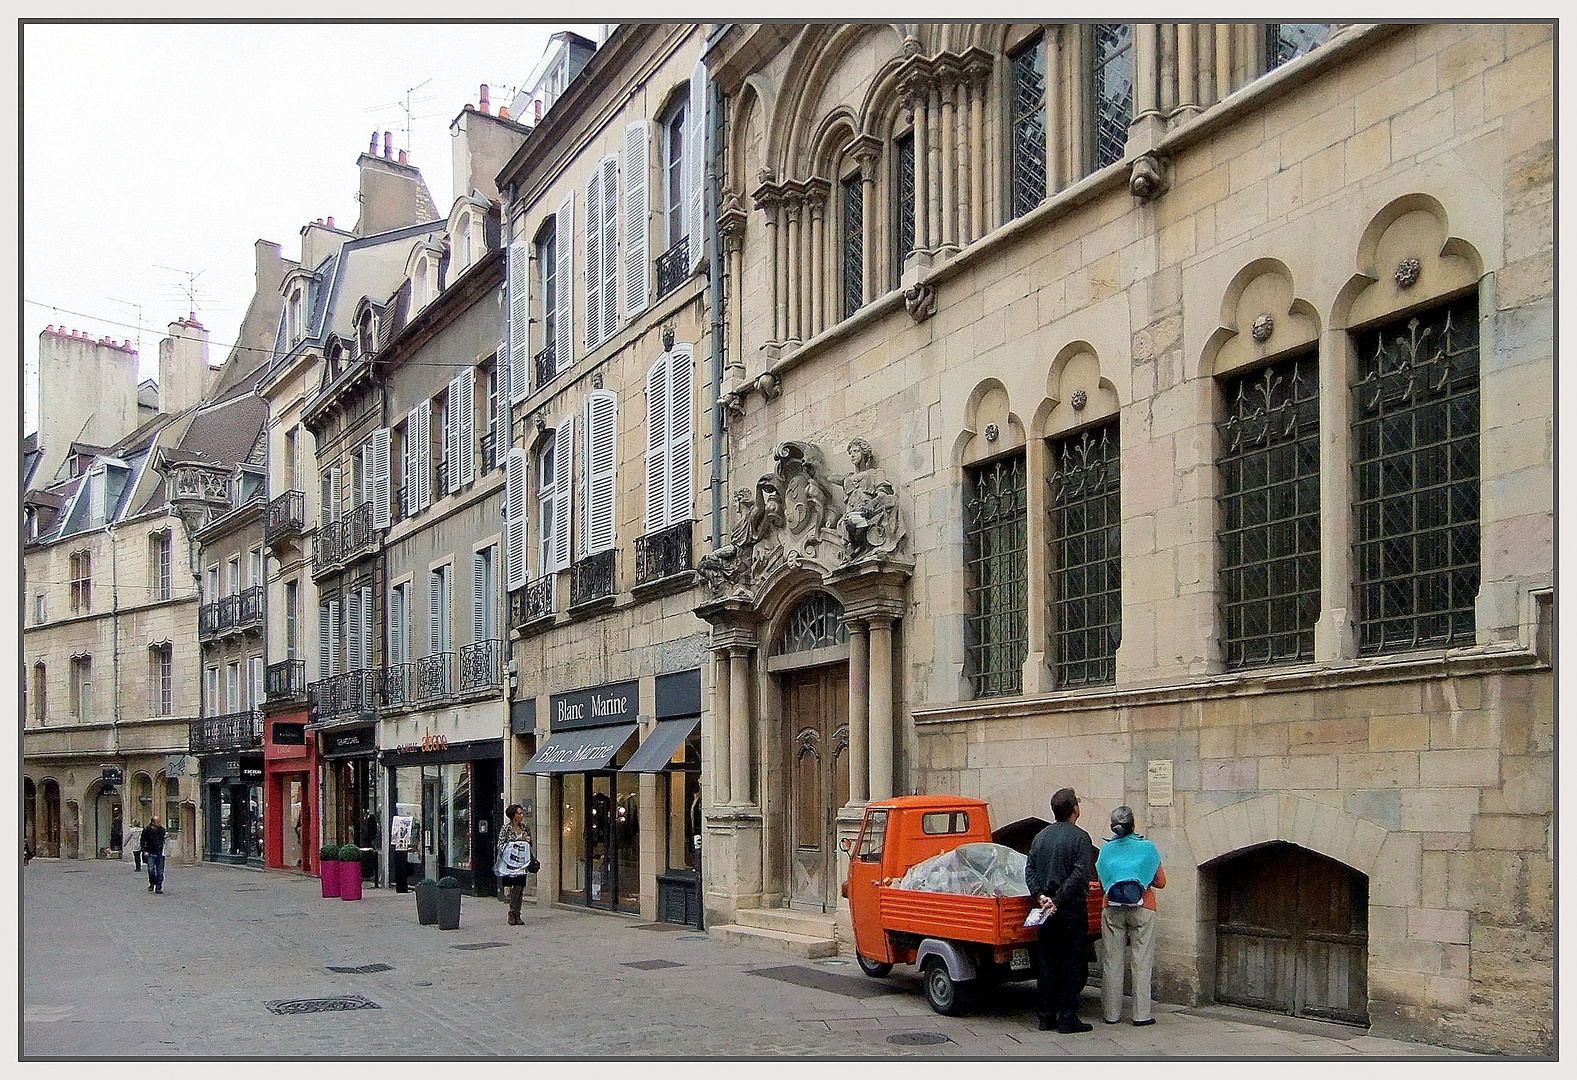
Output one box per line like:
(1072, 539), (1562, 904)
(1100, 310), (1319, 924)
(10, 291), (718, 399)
(142, 815), (168, 894)
(125, 820), (144, 872)
(1096, 806), (1166, 1026)
(23, 837), (33, 866)
(494, 805), (534, 926)
(1024, 787), (1096, 1033)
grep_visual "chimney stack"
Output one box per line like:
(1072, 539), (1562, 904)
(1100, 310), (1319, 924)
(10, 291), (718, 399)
(369, 131), (379, 155)
(326, 216), (335, 229)
(398, 149), (408, 165)
(498, 105), (510, 120)
(479, 84), (490, 114)
(383, 131), (393, 158)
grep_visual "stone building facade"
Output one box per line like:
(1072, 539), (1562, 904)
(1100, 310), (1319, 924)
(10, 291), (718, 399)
(700, 22), (1553, 1054)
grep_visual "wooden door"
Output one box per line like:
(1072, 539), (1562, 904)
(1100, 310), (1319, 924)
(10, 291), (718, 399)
(785, 666), (850, 912)
(1215, 843), (1369, 1024)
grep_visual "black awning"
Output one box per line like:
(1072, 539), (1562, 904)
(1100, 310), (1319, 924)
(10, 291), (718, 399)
(519, 724), (638, 774)
(620, 717), (700, 773)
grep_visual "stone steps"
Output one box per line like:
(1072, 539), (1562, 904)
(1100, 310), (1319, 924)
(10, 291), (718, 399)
(710, 906), (840, 959)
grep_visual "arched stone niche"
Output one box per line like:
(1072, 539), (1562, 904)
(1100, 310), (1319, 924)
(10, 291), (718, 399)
(1335, 194), (1483, 332)
(1036, 341), (1121, 440)
(1201, 259), (1321, 379)
(955, 379), (1026, 467)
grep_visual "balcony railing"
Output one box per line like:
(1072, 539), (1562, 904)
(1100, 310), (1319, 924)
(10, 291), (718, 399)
(434, 461), (450, 502)
(415, 653), (455, 704)
(380, 663), (414, 709)
(264, 490), (305, 544)
(392, 486), (407, 525)
(510, 574), (556, 631)
(314, 521), (343, 574)
(199, 601), (221, 641)
(655, 235), (691, 299)
(265, 659), (307, 704)
(235, 585), (263, 631)
(341, 501), (376, 561)
(459, 639), (503, 695)
(534, 342), (556, 391)
(570, 549), (617, 608)
(307, 669), (378, 722)
(635, 520), (694, 587)
(481, 429), (498, 474)
(189, 709), (263, 755)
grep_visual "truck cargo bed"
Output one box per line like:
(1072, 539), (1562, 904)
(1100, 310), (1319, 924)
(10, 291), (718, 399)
(877, 886), (1039, 947)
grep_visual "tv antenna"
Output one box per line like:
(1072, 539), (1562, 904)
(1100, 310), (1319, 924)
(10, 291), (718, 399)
(365, 78), (438, 150)
(153, 263), (210, 318)
(107, 297), (145, 355)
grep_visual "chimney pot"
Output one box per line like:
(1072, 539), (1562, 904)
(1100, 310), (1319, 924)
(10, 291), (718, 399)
(45, 324), (53, 333)
(498, 105), (510, 120)
(479, 84), (490, 114)
(398, 149), (408, 165)
(326, 215), (335, 229)
(383, 131), (393, 158)
(370, 131), (379, 154)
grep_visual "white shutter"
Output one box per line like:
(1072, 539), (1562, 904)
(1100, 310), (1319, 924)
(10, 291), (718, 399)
(668, 345), (695, 526)
(688, 61), (708, 273)
(551, 415), (575, 572)
(443, 390), (456, 495)
(586, 390), (618, 554)
(370, 427), (391, 529)
(473, 552), (486, 642)
(328, 598), (342, 675)
(645, 354), (671, 532)
(402, 413), (418, 518)
(347, 589), (363, 671)
(457, 370), (475, 487)
(249, 656), (263, 710)
(508, 240), (531, 403)
(388, 587), (403, 669)
(624, 121), (651, 319)
(600, 156), (620, 339)
(428, 572), (442, 656)
(318, 603), (332, 679)
(413, 399), (432, 512)
(330, 467), (342, 522)
(585, 171), (603, 350)
(555, 192), (574, 373)
(505, 448), (529, 590)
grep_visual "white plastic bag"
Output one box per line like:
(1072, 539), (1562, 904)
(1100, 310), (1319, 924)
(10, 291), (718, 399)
(896, 842), (1031, 897)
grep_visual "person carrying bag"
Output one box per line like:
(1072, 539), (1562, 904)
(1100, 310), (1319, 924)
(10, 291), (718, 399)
(494, 805), (537, 926)
(1095, 806), (1166, 1026)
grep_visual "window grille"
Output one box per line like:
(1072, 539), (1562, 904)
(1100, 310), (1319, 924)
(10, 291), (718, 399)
(1009, 37), (1048, 219)
(842, 174), (863, 321)
(1218, 355), (1320, 669)
(1050, 423), (1121, 687)
(965, 455), (1028, 697)
(775, 593), (849, 655)
(1353, 296), (1480, 654)
(895, 132), (916, 273)
(1266, 24), (1330, 71)
(1092, 24), (1134, 171)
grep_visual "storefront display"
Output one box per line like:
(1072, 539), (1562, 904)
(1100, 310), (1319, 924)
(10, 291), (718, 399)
(383, 739), (502, 894)
(202, 755), (264, 865)
(317, 724), (379, 885)
(264, 715), (317, 873)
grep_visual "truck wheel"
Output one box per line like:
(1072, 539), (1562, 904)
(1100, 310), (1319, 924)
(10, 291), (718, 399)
(856, 954), (893, 978)
(921, 957), (973, 1016)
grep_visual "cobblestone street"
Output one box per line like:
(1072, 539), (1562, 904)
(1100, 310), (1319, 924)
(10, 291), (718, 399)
(21, 858), (1474, 1059)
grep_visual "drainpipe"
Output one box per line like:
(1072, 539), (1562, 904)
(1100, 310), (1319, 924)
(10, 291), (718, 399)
(501, 182), (518, 806)
(706, 62), (728, 550)
(104, 524), (121, 758)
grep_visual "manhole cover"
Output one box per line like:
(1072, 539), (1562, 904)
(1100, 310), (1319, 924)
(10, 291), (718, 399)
(887, 1032), (950, 1046)
(235, 886), (265, 892)
(274, 912), (307, 918)
(265, 995), (380, 1015)
(451, 942), (509, 951)
(413, 982), (433, 987)
(327, 964), (393, 974)
(622, 959), (683, 970)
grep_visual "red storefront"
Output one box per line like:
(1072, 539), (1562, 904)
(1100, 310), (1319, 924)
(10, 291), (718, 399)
(263, 712), (319, 874)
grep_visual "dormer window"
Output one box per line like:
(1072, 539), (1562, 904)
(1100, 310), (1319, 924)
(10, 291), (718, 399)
(413, 256), (435, 310)
(288, 286), (305, 345)
(357, 311), (376, 357)
(456, 213), (473, 273)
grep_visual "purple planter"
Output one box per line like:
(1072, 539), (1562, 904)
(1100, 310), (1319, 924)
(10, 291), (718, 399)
(320, 860), (342, 898)
(340, 861), (363, 901)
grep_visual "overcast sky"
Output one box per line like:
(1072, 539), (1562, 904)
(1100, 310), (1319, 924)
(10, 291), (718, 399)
(21, 21), (602, 432)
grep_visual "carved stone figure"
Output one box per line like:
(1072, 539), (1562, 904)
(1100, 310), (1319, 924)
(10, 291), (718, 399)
(839, 438), (902, 561)
(773, 441), (839, 534)
(696, 476), (784, 594)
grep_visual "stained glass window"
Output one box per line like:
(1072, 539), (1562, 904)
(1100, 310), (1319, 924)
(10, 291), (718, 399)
(965, 455), (1028, 696)
(895, 131), (916, 275)
(842, 174), (863, 321)
(1050, 423), (1121, 687)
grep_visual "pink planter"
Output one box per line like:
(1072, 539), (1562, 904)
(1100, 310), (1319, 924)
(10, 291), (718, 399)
(340, 861), (363, 901)
(320, 860), (342, 898)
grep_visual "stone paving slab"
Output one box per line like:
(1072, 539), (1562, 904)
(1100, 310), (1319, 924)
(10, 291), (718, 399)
(23, 859), (1478, 1058)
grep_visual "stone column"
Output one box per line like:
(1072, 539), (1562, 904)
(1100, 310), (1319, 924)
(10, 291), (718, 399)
(847, 621), (869, 805)
(535, 771), (555, 900)
(967, 61), (987, 240)
(808, 186), (826, 337)
(712, 649), (731, 805)
(755, 193), (782, 350)
(785, 195), (803, 345)
(867, 617), (894, 801)
(1215, 24), (1234, 102)
(728, 647), (752, 804)
(775, 199), (790, 347)
(1135, 24), (1159, 122)
(926, 83), (943, 252)
(1022, 438), (1053, 693)
(938, 75), (957, 252)
(1176, 23), (1201, 119)
(1159, 23), (1178, 116)
(855, 147), (879, 304)
(725, 237), (746, 384)
(910, 83), (930, 254)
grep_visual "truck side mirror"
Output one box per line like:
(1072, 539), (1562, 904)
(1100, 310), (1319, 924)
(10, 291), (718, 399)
(840, 837), (855, 854)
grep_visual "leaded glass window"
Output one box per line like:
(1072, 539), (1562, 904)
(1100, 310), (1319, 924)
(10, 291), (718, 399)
(1050, 423), (1121, 687)
(895, 131), (916, 275)
(775, 593), (849, 654)
(1009, 36), (1047, 220)
(1218, 355), (1320, 670)
(1353, 296), (1480, 654)
(842, 174), (863, 321)
(1092, 24), (1133, 172)
(965, 455), (1028, 697)
(1266, 24), (1330, 71)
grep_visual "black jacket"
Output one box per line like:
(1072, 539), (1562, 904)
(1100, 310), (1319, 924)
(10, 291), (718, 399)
(141, 824), (167, 857)
(1024, 820), (1094, 915)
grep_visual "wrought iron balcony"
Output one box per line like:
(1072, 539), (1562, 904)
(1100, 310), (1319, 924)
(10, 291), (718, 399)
(235, 585), (263, 632)
(481, 429), (498, 474)
(415, 653), (455, 704)
(534, 342), (556, 391)
(199, 601), (221, 641)
(635, 520), (694, 587)
(341, 501), (376, 561)
(380, 663), (414, 709)
(459, 639), (503, 695)
(189, 709), (263, 755)
(434, 461), (450, 502)
(392, 486), (407, 525)
(264, 490), (305, 545)
(307, 669), (378, 723)
(510, 574), (556, 631)
(265, 659), (307, 704)
(655, 235), (691, 300)
(570, 549), (617, 608)
(313, 521), (343, 574)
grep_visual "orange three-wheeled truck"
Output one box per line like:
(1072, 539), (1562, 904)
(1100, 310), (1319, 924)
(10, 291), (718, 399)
(841, 795), (1102, 1015)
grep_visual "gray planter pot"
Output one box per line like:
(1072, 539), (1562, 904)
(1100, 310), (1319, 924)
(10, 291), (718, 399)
(436, 887), (462, 930)
(415, 880), (439, 925)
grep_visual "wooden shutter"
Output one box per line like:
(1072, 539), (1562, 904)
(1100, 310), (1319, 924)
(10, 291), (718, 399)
(508, 240), (530, 403)
(688, 61), (708, 273)
(551, 415), (575, 572)
(411, 399), (431, 512)
(328, 598), (342, 675)
(585, 390), (618, 554)
(428, 572), (442, 656)
(388, 587), (403, 668)
(361, 586), (374, 669)
(403, 413), (418, 517)
(555, 194), (574, 373)
(249, 656), (263, 710)
(370, 427), (391, 529)
(505, 447), (529, 590)
(459, 369), (475, 487)
(600, 156), (619, 340)
(585, 170), (603, 350)
(473, 552), (486, 642)
(645, 354), (671, 532)
(624, 121), (651, 319)
(347, 589), (363, 671)
(668, 345), (695, 526)
(318, 604), (332, 679)
(329, 467), (342, 522)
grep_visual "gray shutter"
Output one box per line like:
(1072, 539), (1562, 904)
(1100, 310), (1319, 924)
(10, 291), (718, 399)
(361, 586), (374, 669)
(428, 572), (442, 656)
(688, 61), (707, 273)
(644, 354), (670, 533)
(370, 427), (391, 529)
(347, 589), (363, 671)
(457, 370), (475, 487)
(473, 552), (486, 643)
(330, 467), (342, 522)
(585, 171), (603, 350)
(668, 345), (695, 526)
(505, 448), (529, 590)
(586, 389), (618, 554)
(551, 415), (575, 572)
(508, 240), (531, 403)
(318, 603), (332, 679)
(328, 598), (342, 675)
(624, 121), (651, 319)
(600, 156), (620, 340)
(555, 192), (574, 373)
(413, 399), (432, 512)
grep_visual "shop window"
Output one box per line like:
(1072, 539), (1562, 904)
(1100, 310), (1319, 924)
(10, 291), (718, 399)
(1050, 422), (1121, 687)
(1091, 23), (1134, 171)
(964, 454), (1028, 696)
(1009, 33), (1048, 219)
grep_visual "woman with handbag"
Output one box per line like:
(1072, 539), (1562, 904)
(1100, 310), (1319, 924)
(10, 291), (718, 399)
(494, 805), (535, 926)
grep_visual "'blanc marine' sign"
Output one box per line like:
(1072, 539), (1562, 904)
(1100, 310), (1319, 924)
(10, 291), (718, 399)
(549, 680), (639, 732)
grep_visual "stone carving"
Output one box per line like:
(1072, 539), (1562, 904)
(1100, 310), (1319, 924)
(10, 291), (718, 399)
(1071, 389), (1088, 411)
(1395, 258), (1421, 288)
(696, 474), (785, 593)
(1252, 313), (1275, 342)
(1130, 153), (1167, 201)
(755, 371), (781, 401)
(839, 438), (903, 562)
(774, 441), (839, 535)
(984, 422), (999, 442)
(903, 281), (936, 321)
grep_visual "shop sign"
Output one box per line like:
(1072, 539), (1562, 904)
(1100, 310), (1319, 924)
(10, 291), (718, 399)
(273, 722), (306, 746)
(165, 754), (191, 777)
(241, 766), (264, 782)
(100, 766), (124, 785)
(324, 727), (376, 755)
(394, 733), (450, 755)
(550, 680), (639, 732)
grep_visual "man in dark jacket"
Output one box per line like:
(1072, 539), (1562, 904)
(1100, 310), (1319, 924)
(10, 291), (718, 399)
(1024, 788), (1095, 1032)
(142, 816), (168, 894)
